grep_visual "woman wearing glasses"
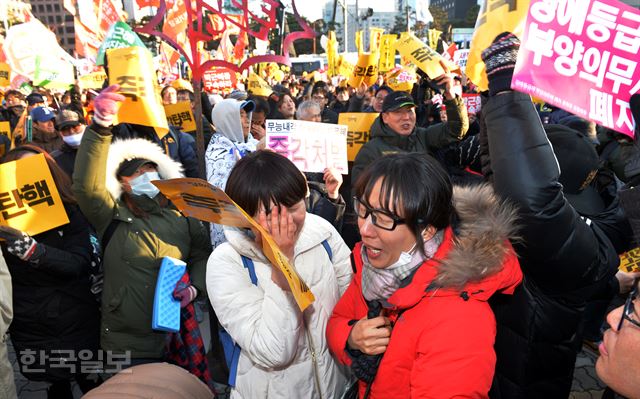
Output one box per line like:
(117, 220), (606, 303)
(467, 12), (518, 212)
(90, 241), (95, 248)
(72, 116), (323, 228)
(597, 281), (640, 399)
(327, 153), (522, 398)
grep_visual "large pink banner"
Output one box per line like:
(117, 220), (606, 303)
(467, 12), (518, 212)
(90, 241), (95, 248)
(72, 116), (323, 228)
(513, 0), (639, 138)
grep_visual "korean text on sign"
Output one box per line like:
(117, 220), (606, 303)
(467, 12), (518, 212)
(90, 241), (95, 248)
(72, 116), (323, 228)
(0, 154), (69, 235)
(265, 120), (349, 174)
(164, 101), (196, 132)
(513, 0), (640, 138)
(338, 113), (379, 162)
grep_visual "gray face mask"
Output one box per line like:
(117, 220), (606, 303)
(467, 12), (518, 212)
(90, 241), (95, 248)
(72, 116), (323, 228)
(129, 171), (161, 198)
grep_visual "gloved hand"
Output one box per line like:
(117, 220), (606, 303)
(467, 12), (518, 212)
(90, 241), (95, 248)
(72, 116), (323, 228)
(0, 225), (44, 261)
(173, 284), (198, 308)
(481, 32), (521, 96)
(93, 85), (125, 127)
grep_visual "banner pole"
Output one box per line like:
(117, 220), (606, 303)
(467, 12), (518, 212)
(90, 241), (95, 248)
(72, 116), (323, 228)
(193, 78), (206, 179)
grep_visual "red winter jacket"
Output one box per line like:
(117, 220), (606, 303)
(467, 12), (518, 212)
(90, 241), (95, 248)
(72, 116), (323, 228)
(327, 185), (523, 399)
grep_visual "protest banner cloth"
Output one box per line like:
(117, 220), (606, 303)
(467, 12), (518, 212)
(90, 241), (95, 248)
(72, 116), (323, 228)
(337, 113), (379, 162)
(620, 247), (640, 273)
(33, 56), (74, 90)
(462, 93), (482, 115)
(202, 67), (238, 93)
(265, 120), (349, 174)
(369, 27), (385, 53)
(0, 63), (10, 87)
(247, 72), (273, 97)
(0, 154), (69, 236)
(0, 122), (10, 142)
(97, 21), (147, 66)
(395, 32), (451, 78)
(164, 101), (196, 132)
(385, 66), (418, 92)
(467, 0), (531, 92)
(152, 178), (315, 311)
(107, 46), (169, 139)
(79, 71), (108, 90)
(513, 0), (640, 138)
(348, 53), (379, 88)
(327, 31), (339, 77)
(74, 16), (103, 60)
(379, 34), (397, 72)
(355, 30), (364, 55)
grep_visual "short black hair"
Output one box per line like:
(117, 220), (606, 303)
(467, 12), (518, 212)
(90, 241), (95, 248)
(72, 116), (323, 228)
(225, 150), (307, 217)
(354, 153), (453, 252)
(249, 95), (270, 115)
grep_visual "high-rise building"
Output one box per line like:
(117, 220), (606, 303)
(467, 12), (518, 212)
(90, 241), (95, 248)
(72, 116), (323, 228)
(27, 0), (75, 53)
(323, 2), (396, 52)
(430, 0), (477, 20)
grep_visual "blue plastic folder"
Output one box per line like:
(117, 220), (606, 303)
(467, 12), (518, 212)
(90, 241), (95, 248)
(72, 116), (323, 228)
(152, 256), (186, 332)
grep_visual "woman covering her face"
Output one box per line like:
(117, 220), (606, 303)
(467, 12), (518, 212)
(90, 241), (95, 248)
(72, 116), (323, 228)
(327, 152), (523, 398)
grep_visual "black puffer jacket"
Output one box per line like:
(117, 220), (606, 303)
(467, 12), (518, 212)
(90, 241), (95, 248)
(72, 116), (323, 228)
(5, 204), (100, 382)
(483, 92), (621, 398)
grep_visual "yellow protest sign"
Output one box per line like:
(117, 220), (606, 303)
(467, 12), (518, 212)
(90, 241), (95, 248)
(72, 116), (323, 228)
(107, 46), (169, 139)
(327, 31), (339, 77)
(348, 53), (379, 88)
(620, 247), (640, 273)
(164, 101), (196, 132)
(248, 72), (273, 97)
(379, 34), (397, 72)
(0, 121), (11, 142)
(0, 154), (69, 236)
(466, 0), (530, 91)
(337, 55), (355, 79)
(369, 27), (384, 53)
(338, 113), (378, 161)
(428, 29), (442, 50)
(395, 32), (449, 78)
(385, 66), (417, 92)
(79, 71), (107, 90)
(355, 30), (364, 55)
(152, 178), (315, 311)
(0, 63), (10, 87)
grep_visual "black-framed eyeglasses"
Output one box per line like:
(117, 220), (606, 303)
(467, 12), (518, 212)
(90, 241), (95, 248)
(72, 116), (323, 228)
(618, 282), (640, 331)
(353, 197), (406, 231)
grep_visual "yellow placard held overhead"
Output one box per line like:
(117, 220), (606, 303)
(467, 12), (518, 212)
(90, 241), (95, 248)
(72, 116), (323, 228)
(164, 101), (196, 132)
(355, 30), (364, 55)
(369, 27), (384, 53)
(0, 63), (10, 87)
(0, 154), (69, 236)
(379, 34), (397, 73)
(466, 0), (531, 91)
(620, 247), (640, 273)
(79, 71), (107, 90)
(0, 121), (11, 142)
(248, 72), (273, 97)
(337, 55), (355, 79)
(395, 32), (450, 79)
(428, 29), (442, 50)
(327, 31), (339, 77)
(107, 46), (169, 139)
(348, 53), (379, 88)
(385, 66), (417, 93)
(152, 178), (315, 311)
(338, 113), (379, 162)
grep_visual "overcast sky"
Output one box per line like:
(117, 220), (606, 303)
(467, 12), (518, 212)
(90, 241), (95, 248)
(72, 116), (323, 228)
(287, 0), (396, 21)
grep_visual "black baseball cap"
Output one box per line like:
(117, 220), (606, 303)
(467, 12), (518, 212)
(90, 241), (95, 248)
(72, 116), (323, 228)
(26, 92), (45, 106)
(117, 158), (158, 177)
(545, 124), (604, 216)
(381, 91), (416, 113)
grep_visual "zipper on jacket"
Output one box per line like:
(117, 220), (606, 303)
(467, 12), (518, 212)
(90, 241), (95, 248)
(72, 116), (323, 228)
(303, 317), (324, 399)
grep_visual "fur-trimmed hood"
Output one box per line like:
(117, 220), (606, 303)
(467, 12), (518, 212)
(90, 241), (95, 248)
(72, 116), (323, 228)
(106, 138), (184, 199)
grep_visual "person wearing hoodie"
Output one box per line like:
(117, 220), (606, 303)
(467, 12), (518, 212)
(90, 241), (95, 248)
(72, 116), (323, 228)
(351, 80), (469, 188)
(327, 153), (522, 398)
(72, 85), (211, 366)
(205, 98), (258, 248)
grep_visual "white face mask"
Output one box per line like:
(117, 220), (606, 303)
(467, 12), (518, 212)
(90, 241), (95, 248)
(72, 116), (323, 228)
(61, 132), (84, 148)
(129, 171), (161, 198)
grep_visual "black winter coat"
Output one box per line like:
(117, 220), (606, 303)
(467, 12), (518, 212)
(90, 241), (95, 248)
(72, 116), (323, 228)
(5, 204), (100, 382)
(483, 92), (622, 399)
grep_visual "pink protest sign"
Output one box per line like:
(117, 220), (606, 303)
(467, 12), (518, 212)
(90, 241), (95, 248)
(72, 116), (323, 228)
(513, 0), (639, 138)
(462, 93), (482, 114)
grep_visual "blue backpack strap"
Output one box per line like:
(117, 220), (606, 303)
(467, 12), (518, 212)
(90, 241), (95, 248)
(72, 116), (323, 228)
(321, 239), (333, 262)
(226, 255), (258, 387)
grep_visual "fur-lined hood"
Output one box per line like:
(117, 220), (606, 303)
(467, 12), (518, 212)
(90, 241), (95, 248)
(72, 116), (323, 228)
(106, 138), (184, 199)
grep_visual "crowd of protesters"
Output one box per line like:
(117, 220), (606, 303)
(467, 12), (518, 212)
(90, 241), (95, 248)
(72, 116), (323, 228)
(0, 32), (639, 399)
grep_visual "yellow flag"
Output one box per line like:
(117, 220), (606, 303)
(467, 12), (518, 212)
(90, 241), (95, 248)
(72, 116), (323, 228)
(164, 101), (196, 132)
(338, 113), (379, 161)
(355, 30), (364, 55)
(379, 34), (397, 73)
(620, 247), (640, 273)
(348, 53), (379, 88)
(248, 72), (273, 97)
(153, 178), (315, 311)
(466, 0), (531, 91)
(428, 29), (442, 49)
(79, 71), (107, 90)
(107, 47), (169, 139)
(395, 32), (451, 78)
(0, 121), (10, 142)
(369, 27), (384, 53)
(0, 63), (10, 87)
(0, 154), (69, 236)
(327, 31), (339, 77)
(385, 66), (417, 92)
